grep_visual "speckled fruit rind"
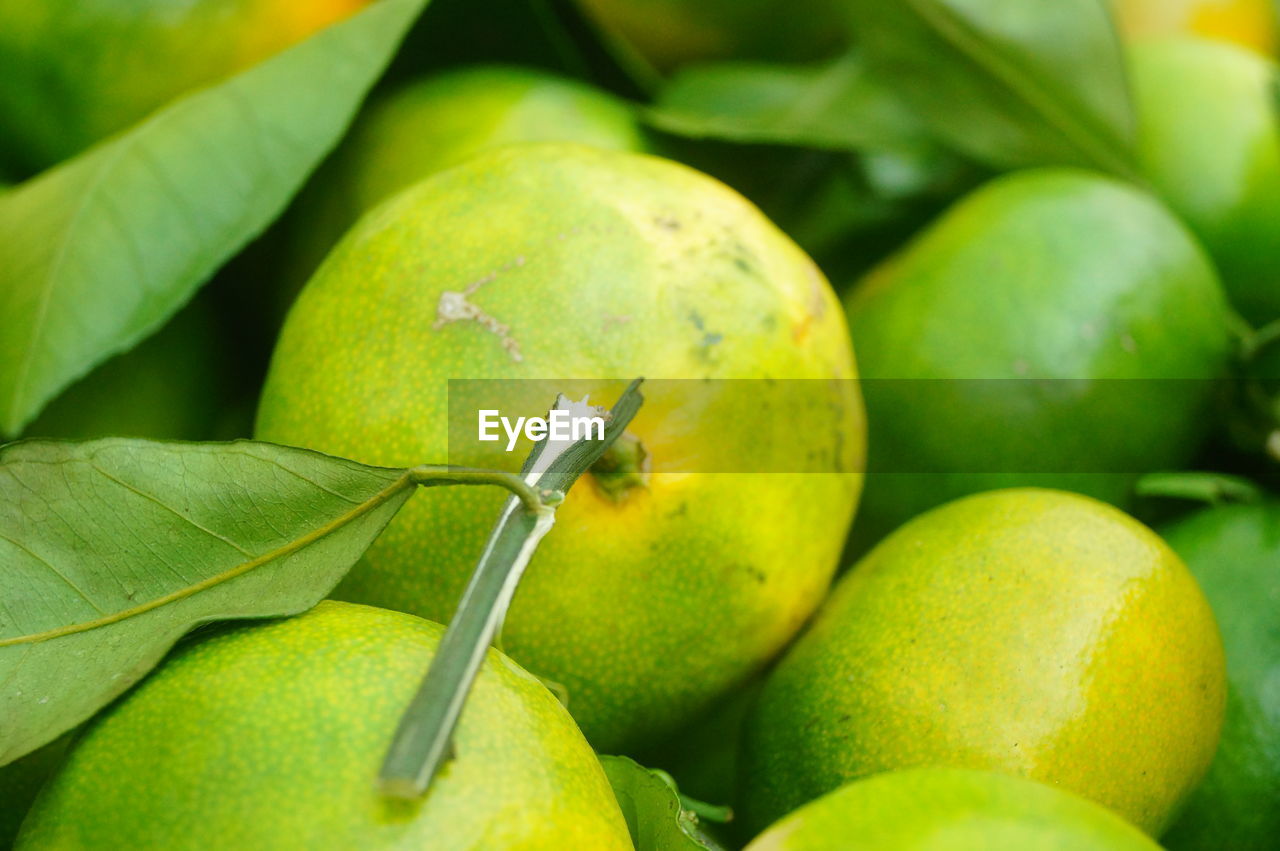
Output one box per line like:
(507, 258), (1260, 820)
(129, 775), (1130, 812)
(573, 0), (849, 69)
(744, 768), (1162, 851)
(843, 169), (1232, 551)
(256, 144), (864, 754)
(291, 64), (650, 290)
(16, 602), (632, 850)
(741, 489), (1225, 837)
(1129, 37), (1280, 326)
(1159, 502), (1280, 850)
(0, 0), (369, 171)
(1112, 0), (1275, 54)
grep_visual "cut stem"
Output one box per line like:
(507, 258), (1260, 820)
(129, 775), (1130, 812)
(379, 380), (645, 798)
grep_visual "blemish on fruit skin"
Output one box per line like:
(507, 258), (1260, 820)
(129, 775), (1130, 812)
(433, 258), (527, 362)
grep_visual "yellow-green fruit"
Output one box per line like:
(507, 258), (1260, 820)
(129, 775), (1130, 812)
(256, 144), (864, 753)
(1113, 0), (1276, 54)
(745, 768), (1163, 851)
(0, 0), (370, 172)
(574, 0), (850, 69)
(741, 489), (1225, 836)
(24, 300), (228, 441)
(292, 64), (650, 288)
(17, 602), (632, 849)
(1129, 38), (1280, 325)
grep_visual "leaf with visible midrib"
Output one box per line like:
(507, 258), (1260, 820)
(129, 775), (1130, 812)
(0, 439), (419, 766)
(647, 52), (931, 153)
(0, 0), (431, 438)
(848, 0), (1138, 177)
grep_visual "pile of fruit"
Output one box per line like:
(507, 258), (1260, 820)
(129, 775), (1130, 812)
(1, 1), (1278, 849)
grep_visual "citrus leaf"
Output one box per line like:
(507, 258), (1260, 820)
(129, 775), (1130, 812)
(0, 439), (421, 766)
(647, 52), (930, 153)
(600, 756), (725, 851)
(1135, 472), (1265, 506)
(0, 0), (431, 437)
(847, 0), (1138, 177)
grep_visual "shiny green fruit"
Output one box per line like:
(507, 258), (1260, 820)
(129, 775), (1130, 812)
(257, 144), (864, 754)
(18, 602), (631, 849)
(0, 739), (68, 848)
(1129, 37), (1280, 325)
(844, 169), (1232, 549)
(742, 489), (1225, 836)
(745, 768), (1161, 850)
(291, 64), (650, 286)
(1160, 502), (1280, 850)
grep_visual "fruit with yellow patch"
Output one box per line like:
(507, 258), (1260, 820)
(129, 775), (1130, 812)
(741, 489), (1225, 836)
(256, 144), (864, 754)
(0, 0), (371, 172)
(17, 602), (632, 849)
(1113, 0), (1275, 54)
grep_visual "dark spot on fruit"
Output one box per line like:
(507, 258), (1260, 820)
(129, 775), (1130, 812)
(688, 311), (705, 331)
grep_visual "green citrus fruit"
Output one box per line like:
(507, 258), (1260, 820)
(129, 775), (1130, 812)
(741, 488), (1225, 836)
(24, 300), (229, 441)
(1113, 0), (1275, 54)
(843, 169), (1232, 550)
(1159, 502), (1280, 850)
(744, 768), (1162, 850)
(1129, 37), (1280, 326)
(256, 144), (864, 753)
(573, 0), (849, 69)
(290, 64), (650, 291)
(0, 0), (371, 172)
(17, 601), (631, 849)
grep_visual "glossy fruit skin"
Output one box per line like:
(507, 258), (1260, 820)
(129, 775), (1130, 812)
(1113, 0), (1276, 54)
(17, 602), (632, 850)
(1129, 37), (1280, 326)
(291, 64), (650, 289)
(843, 169), (1232, 550)
(0, 0), (369, 172)
(741, 489), (1226, 837)
(744, 768), (1162, 851)
(1159, 502), (1280, 850)
(574, 0), (849, 69)
(256, 144), (864, 754)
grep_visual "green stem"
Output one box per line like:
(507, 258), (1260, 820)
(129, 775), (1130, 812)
(406, 466), (547, 514)
(380, 380), (645, 798)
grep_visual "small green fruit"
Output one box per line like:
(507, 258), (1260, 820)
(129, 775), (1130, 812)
(844, 169), (1232, 549)
(291, 64), (650, 286)
(17, 602), (632, 849)
(745, 768), (1162, 850)
(1160, 502), (1280, 850)
(1129, 37), (1280, 326)
(257, 144), (863, 753)
(742, 489), (1225, 836)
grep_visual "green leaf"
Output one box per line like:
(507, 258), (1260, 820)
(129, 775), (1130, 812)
(847, 0), (1138, 176)
(1135, 472), (1265, 506)
(0, 439), (420, 766)
(600, 756), (725, 851)
(0, 0), (430, 437)
(648, 52), (930, 153)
